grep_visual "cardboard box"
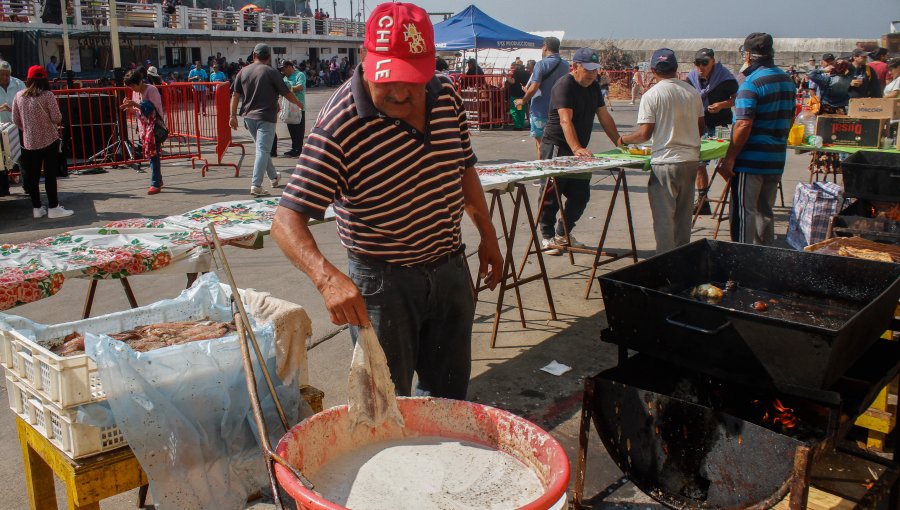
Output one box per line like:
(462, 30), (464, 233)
(848, 98), (900, 120)
(815, 115), (886, 148)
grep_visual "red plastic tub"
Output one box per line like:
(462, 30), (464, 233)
(274, 397), (570, 510)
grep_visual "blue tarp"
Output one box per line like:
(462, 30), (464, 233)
(433, 5), (544, 51)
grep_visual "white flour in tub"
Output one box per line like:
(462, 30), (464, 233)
(310, 436), (545, 509)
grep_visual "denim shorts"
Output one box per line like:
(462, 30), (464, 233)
(530, 114), (547, 139)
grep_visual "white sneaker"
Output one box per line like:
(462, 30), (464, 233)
(270, 177), (280, 189)
(47, 205), (74, 219)
(554, 233), (586, 249)
(33, 206), (47, 219)
(541, 237), (561, 256)
(250, 186), (270, 197)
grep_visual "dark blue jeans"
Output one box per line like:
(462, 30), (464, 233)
(149, 155), (162, 187)
(348, 249), (475, 400)
(538, 141), (591, 239)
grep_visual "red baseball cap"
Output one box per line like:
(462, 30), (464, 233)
(364, 2), (435, 84)
(27, 65), (48, 80)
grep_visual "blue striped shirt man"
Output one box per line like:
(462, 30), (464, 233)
(733, 65), (796, 174)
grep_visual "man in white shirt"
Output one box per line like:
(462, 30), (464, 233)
(884, 58), (900, 98)
(0, 60), (23, 196)
(620, 49), (704, 253)
(0, 60), (25, 123)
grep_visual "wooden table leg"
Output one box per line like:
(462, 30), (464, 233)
(120, 277), (139, 309)
(494, 191), (526, 328)
(583, 168), (638, 298)
(17, 419), (59, 510)
(518, 186), (557, 322)
(82, 279), (98, 319)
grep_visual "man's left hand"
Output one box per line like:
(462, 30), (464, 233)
(477, 239), (504, 291)
(707, 102), (722, 113)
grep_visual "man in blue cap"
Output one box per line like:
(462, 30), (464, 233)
(538, 47), (622, 255)
(621, 48), (704, 253)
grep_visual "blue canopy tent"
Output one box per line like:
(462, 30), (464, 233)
(433, 5), (544, 51)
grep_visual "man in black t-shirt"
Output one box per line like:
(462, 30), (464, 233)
(539, 48), (622, 255)
(686, 48), (737, 215)
(848, 48), (882, 99)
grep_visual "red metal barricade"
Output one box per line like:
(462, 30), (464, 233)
(54, 83), (202, 172)
(455, 73), (511, 130)
(200, 82), (242, 177)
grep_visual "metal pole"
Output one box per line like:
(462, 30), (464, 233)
(59, 0), (71, 72)
(108, 0), (122, 68)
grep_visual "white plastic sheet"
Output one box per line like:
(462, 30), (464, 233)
(84, 273), (309, 510)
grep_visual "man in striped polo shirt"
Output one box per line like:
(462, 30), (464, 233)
(271, 2), (502, 400)
(716, 33), (796, 245)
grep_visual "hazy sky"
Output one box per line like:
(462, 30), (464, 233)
(372, 0), (900, 40)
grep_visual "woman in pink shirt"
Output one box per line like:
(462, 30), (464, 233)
(121, 70), (166, 194)
(12, 65), (73, 219)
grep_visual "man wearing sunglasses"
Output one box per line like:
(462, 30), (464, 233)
(686, 48), (737, 215)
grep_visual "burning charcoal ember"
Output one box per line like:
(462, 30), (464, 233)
(752, 301), (769, 312)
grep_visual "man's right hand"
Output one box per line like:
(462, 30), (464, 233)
(715, 158), (735, 181)
(229, 116), (238, 130)
(573, 147), (593, 157)
(320, 271), (370, 326)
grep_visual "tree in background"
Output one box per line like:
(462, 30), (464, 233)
(597, 42), (635, 71)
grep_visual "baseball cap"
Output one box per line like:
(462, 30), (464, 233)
(146, 66), (159, 78)
(253, 43), (271, 58)
(871, 47), (888, 59)
(650, 48), (677, 72)
(822, 53), (835, 62)
(695, 48), (714, 61)
(363, 2), (435, 84)
(743, 32), (773, 57)
(572, 48), (600, 71)
(852, 48), (868, 58)
(27, 65), (47, 80)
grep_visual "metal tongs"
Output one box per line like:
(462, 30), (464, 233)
(206, 224), (314, 510)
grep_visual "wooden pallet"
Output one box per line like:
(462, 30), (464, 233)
(773, 488), (854, 510)
(854, 317), (899, 452)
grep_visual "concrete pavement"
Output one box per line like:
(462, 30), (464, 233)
(0, 89), (812, 509)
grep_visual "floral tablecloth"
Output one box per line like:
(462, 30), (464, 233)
(1, 155), (628, 310)
(476, 155), (638, 192)
(0, 198), (287, 310)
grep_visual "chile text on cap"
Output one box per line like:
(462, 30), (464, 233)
(364, 2), (435, 84)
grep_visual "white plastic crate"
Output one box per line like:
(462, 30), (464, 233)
(0, 279), (238, 409)
(6, 374), (127, 459)
(2, 329), (101, 408)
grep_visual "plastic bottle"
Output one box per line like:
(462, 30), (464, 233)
(796, 106), (817, 141)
